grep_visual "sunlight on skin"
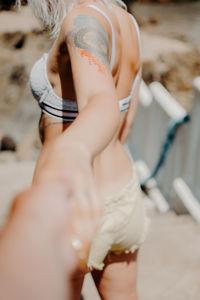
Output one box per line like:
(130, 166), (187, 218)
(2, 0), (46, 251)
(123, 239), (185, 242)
(66, 14), (109, 74)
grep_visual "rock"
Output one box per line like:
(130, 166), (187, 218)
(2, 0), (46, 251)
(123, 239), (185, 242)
(9, 64), (27, 86)
(140, 31), (200, 110)
(2, 32), (26, 49)
(0, 135), (16, 151)
(148, 16), (160, 25)
(143, 60), (170, 83)
(0, 7), (51, 151)
(0, 0), (16, 11)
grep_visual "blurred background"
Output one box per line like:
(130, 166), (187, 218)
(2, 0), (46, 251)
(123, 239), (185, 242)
(0, 1), (200, 299)
(0, 0), (199, 157)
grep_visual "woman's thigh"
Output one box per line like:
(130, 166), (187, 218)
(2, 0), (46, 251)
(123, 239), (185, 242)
(91, 250), (139, 300)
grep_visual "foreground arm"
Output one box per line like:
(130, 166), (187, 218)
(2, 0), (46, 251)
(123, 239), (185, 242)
(0, 182), (72, 300)
(0, 175), (100, 299)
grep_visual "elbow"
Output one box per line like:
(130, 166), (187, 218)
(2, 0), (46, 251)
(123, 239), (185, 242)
(107, 92), (121, 131)
(89, 91), (121, 133)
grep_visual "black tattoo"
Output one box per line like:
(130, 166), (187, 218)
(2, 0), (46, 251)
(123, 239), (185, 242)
(43, 120), (70, 128)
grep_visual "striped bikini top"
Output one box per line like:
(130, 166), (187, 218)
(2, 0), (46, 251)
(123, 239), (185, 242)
(30, 4), (142, 122)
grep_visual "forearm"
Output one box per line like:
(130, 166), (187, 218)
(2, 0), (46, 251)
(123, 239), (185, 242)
(0, 217), (67, 300)
(0, 223), (68, 300)
(62, 92), (120, 162)
(0, 185), (75, 300)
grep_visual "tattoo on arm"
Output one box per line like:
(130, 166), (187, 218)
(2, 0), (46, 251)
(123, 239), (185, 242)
(43, 121), (70, 128)
(66, 15), (110, 73)
(41, 115), (70, 128)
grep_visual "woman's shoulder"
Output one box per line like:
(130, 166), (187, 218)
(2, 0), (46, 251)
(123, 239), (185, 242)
(60, 1), (122, 35)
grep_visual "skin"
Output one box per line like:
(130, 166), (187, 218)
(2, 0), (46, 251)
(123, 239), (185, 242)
(32, 1), (142, 300)
(0, 176), (100, 300)
(72, 14), (109, 70)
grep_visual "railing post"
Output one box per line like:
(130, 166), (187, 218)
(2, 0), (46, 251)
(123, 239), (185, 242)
(184, 77), (200, 201)
(149, 83), (190, 205)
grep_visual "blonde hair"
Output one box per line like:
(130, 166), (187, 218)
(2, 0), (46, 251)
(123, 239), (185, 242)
(16, 0), (127, 39)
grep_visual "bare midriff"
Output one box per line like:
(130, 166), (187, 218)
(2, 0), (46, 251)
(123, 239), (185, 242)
(92, 140), (133, 199)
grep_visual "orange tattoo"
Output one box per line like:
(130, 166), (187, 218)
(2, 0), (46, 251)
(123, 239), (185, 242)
(80, 49), (106, 73)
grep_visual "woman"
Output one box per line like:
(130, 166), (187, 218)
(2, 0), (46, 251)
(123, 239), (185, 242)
(17, 0), (149, 299)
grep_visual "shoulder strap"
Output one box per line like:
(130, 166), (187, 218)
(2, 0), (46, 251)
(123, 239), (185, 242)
(86, 4), (115, 72)
(129, 13), (142, 60)
(118, 68), (141, 113)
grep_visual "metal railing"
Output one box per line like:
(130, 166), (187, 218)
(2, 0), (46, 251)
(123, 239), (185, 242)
(127, 77), (200, 222)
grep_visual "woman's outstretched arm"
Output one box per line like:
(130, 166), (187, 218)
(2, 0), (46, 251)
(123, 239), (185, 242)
(61, 7), (120, 160)
(33, 7), (120, 184)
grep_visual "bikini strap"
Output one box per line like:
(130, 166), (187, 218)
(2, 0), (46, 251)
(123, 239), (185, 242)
(129, 13), (142, 60)
(86, 4), (115, 72)
(118, 13), (142, 113)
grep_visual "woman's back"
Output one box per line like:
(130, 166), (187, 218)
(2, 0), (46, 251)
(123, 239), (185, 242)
(34, 1), (142, 196)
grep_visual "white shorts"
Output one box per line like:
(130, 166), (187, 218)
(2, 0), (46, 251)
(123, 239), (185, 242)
(87, 163), (150, 270)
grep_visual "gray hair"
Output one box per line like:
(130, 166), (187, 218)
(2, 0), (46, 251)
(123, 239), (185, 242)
(16, 0), (127, 39)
